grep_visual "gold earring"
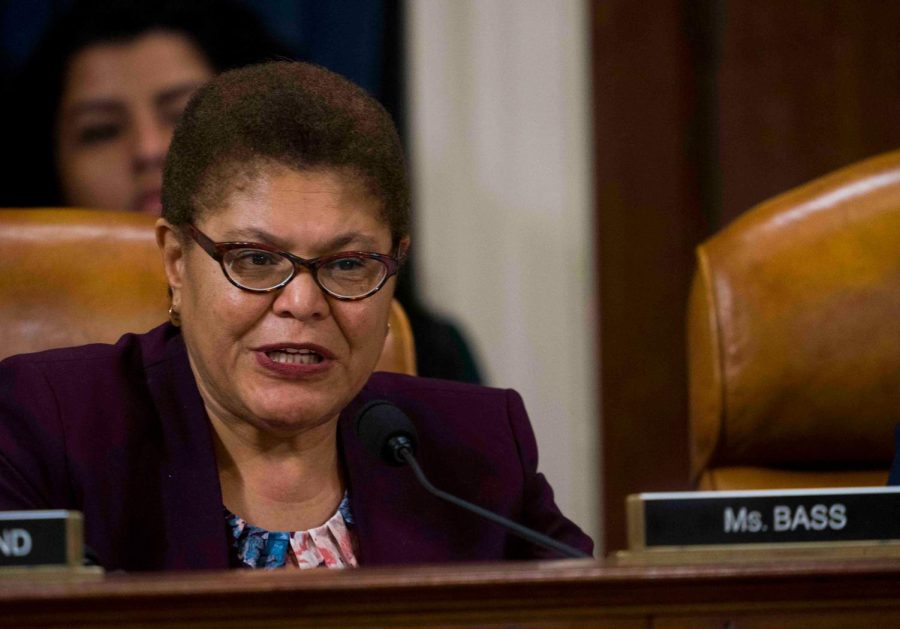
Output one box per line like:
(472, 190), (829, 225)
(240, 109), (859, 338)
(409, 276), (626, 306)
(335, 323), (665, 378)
(168, 306), (182, 327)
(386, 321), (392, 336)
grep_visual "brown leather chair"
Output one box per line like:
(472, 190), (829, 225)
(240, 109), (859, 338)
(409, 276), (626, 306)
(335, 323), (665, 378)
(688, 150), (900, 490)
(0, 209), (416, 375)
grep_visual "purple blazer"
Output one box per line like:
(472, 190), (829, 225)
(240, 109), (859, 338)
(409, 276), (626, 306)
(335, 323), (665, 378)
(0, 324), (592, 571)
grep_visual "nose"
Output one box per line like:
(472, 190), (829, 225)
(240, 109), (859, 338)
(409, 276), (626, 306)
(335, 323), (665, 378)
(131, 110), (169, 174)
(271, 268), (330, 321)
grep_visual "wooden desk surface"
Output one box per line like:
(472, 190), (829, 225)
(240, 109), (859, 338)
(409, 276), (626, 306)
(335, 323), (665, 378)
(3, 557), (900, 627)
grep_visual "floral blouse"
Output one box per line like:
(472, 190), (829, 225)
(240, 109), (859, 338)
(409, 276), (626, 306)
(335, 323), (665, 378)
(226, 493), (358, 569)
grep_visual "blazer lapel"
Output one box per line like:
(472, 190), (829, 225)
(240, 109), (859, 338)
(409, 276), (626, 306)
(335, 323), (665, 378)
(339, 388), (458, 566)
(145, 330), (229, 570)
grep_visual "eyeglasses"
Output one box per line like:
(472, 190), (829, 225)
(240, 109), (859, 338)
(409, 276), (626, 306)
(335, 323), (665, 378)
(186, 224), (404, 300)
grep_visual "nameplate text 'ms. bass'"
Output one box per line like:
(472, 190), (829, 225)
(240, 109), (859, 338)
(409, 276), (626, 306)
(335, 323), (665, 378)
(627, 487), (900, 550)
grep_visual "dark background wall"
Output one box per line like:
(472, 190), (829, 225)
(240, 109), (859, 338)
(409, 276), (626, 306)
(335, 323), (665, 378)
(0, 0), (401, 109)
(594, 0), (900, 553)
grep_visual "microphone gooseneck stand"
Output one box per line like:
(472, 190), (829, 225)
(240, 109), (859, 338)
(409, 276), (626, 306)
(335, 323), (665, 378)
(358, 400), (590, 560)
(394, 442), (589, 559)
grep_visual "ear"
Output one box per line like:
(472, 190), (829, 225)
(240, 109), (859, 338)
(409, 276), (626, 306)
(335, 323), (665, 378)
(397, 235), (411, 259)
(155, 218), (186, 308)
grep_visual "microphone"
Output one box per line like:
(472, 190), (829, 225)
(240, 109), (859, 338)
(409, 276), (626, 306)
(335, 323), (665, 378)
(355, 400), (590, 559)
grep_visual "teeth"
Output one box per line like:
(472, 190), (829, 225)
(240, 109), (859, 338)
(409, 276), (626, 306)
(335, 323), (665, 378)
(267, 349), (323, 365)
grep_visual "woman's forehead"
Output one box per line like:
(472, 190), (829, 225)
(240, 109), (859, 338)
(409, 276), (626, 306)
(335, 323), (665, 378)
(61, 31), (212, 107)
(197, 166), (391, 251)
(203, 164), (378, 212)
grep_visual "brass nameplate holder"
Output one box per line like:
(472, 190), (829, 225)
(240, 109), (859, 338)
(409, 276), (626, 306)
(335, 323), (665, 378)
(0, 510), (98, 575)
(617, 487), (900, 565)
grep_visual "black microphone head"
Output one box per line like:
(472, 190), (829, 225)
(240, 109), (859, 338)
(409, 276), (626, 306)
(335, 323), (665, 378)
(355, 400), (419, 466)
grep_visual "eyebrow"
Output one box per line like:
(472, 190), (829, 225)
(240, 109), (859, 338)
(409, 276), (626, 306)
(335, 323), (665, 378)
(219, 227), (383, 254)
(65, 99), (123, 118)
(64, 81), (205, 118)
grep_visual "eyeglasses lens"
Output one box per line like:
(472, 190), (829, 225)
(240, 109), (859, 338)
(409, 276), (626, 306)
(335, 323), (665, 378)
(319, 257), (388, 297)
(224, 249), (293, 289)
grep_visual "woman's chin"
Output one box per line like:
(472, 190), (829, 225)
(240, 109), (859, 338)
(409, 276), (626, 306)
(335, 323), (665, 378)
(245, 399), (342, 437)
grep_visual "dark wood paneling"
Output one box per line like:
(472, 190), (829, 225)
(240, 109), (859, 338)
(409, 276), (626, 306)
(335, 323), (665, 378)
(717, 1), (900, 223)
(6, 558), (900, 627)
(593, 1), (703, 553)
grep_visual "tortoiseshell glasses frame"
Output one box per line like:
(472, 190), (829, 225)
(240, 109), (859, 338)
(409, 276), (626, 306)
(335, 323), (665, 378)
(185, 223), (405, 301)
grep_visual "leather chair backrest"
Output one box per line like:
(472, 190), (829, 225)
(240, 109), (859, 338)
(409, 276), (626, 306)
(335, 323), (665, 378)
(688, 151), (900, 490)
(0, 209), (416, 375)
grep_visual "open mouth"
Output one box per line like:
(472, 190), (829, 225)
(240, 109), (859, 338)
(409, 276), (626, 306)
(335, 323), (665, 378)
(265, 348), (324, 365)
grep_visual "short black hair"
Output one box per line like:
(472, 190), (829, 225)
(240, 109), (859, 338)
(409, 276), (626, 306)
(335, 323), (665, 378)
(163, 61), (410, 244)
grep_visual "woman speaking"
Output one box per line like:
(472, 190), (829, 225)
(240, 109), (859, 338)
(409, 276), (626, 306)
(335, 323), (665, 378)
(0, 62), (592, 571)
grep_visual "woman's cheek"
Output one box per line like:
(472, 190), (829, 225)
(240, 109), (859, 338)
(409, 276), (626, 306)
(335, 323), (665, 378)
(62, 146), (132, 209)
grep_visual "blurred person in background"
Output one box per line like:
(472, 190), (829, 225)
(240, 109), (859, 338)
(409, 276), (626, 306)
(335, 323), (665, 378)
(3, 0), (288, 214)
